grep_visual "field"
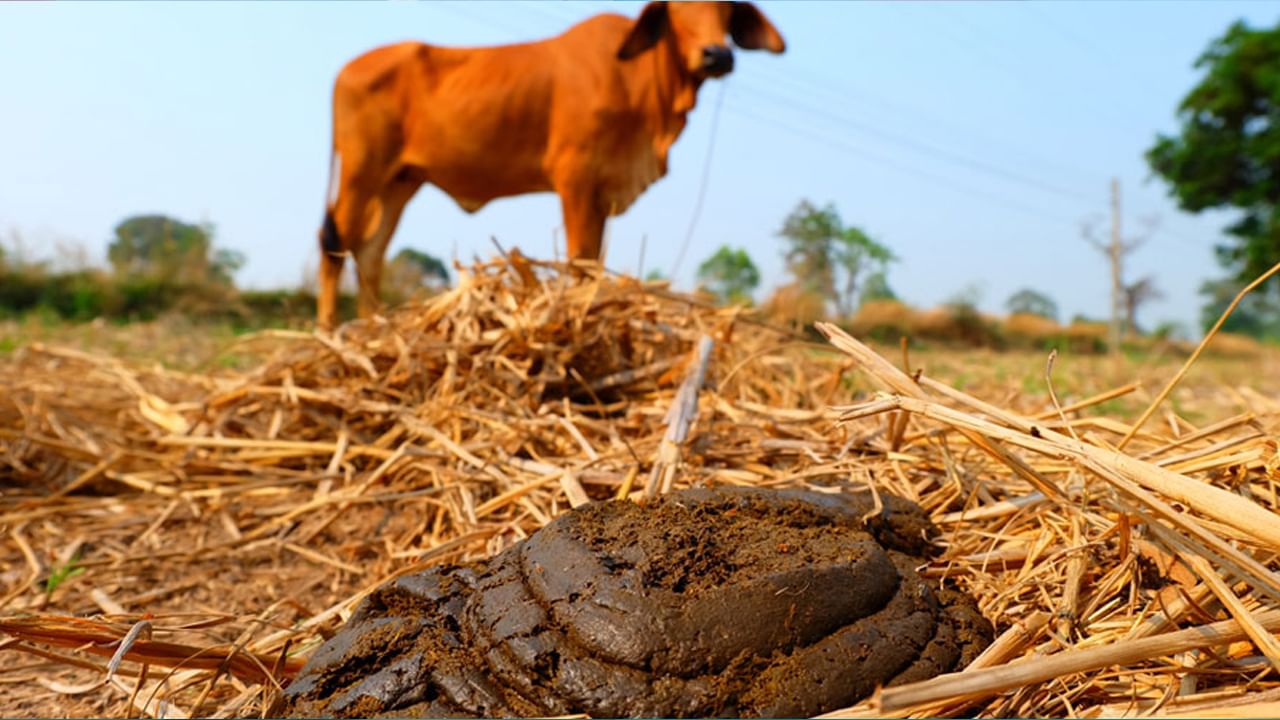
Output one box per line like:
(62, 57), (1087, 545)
(3, 258), (1280, 717)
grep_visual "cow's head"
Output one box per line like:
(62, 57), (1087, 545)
(617, 1), (785, 79)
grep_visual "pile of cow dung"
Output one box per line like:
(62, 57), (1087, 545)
(2, 254), (1280, 717)
(281, 486), (992, 718)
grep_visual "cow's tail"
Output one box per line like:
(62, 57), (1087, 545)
(320, 151), (343, 256)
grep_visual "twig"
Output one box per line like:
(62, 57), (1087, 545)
(835, 390), (1280, 553)
(874, 609), (1280, 712)
(1119, 260), (1280, 450)
(645, 335), (714, 497)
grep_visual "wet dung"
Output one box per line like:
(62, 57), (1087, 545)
(281, 486), (993, 718)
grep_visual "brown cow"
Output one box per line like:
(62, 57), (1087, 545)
(316, 1), (785, 330)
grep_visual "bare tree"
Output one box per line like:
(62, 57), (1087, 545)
(1123, 276), (1164, 336)
(1081, 178), (1159, 348)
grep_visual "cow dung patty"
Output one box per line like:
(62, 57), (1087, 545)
(280, 486), (993, 718)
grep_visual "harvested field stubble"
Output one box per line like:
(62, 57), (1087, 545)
(0, 256), (1279, 717)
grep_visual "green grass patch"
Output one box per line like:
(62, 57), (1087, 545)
(45, 552), (85, 595)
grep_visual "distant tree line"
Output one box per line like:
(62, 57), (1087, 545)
(682, 198), (1198, 353)
(0, 214), (450, 326)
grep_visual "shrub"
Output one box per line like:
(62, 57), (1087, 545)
(1205, 332), (1264, 357)
(761, 283), (828, 336)
(0, 269), (362, 328)
(1064, 321), (1109, 354)
(847, 300), (914, 342)
(1002, 313), (1066, 350)
(909, 305), (1003, 348)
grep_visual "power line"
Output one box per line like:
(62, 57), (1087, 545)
(1157, 225), (1215, 249)
(907, 1), (1157, 136)
(747, 61), (1103, 186)
(898, 3), (1032, 88)
(433, 2), (545, 42)
(501, 2), (581, 31)
(1020, 2), (1104, 58)
(722, 101), (1087, 230)
(729, 78), (1098, 204)
(1018, 0), (1165, 104)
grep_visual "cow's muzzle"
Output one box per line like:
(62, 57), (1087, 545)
(702, 45), (734, 77)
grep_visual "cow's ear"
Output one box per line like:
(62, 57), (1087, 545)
(730, 2), (785, 53)
(618, 2), (668, 60)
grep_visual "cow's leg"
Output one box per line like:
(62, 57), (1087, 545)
(319, 191), (371, 332)
(558, 184), (607, 262)
(316, 249), (345, 332)
(354, 178), (418, 319)
(320, 145), (387, 330)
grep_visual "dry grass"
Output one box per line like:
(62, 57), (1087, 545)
(2, 255), (1280, 717)
(1203, 332), (1266, 358)
(1003, 312), (1064, 345)
(0, 315), (253, 371)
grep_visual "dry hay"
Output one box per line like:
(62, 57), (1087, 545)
(1, 256), (1280, 717)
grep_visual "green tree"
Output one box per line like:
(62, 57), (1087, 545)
(1146, 20), (1280, 285)
(383, 247), (450, 302)
(393, 247), (450, 285)
(779, 200), (839, 298)
(777, 200), (894, 316)
(696, 245), (760, 304)
(210, 248), (246, 285)
(943, 284), (998, 346)
(107, 215), (243, 286)
(833, 225), (895, 316)
(1122, 276), (1163, 336)
(1005, 288), (1059, 321)
(947, 284), (983, 309)
(859, 271), (897, 304)
(1152, 320), (1189, 341)
(1198, 276), (1280, 337)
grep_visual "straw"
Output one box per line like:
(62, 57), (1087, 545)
(2, 257), (1279, 717)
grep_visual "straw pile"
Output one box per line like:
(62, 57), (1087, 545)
(2, 255), (1280, 718)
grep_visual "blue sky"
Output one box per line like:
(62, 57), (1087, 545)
(2, 1), (1277, 331)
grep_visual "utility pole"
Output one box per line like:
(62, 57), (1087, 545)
(1083, 177), (1155, 353)
(1108, 178), (1123, 352)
